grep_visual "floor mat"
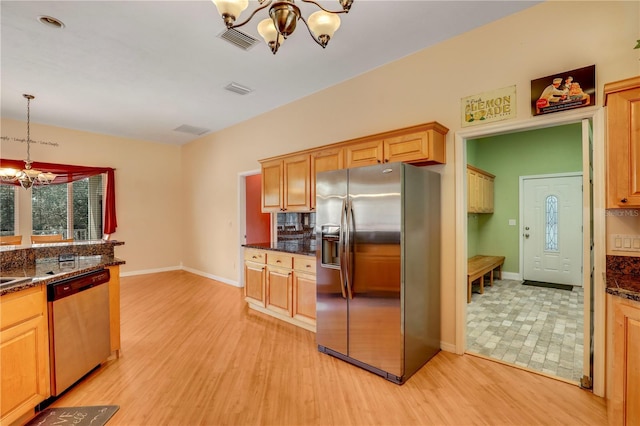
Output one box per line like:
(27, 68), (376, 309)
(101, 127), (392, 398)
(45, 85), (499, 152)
(25, 405), (119, 426)
(522, 280), (573, 291)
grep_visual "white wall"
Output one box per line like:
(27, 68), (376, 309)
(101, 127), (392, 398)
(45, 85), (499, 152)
(181, 1), (640, 348)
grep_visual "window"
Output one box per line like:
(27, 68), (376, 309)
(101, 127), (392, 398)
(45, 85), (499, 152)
(32, 175), (103, 240)
(545, 194), (559, 252)
(0, 185), (16, 236)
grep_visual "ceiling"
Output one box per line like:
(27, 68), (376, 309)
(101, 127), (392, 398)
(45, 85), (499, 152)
(1, 1), (540, 145)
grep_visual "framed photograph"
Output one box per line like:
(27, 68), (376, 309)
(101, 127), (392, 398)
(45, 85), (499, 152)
(531, 65), (595, 116)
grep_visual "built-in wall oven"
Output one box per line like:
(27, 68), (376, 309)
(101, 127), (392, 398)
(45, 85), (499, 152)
(47, 268), (111, 396)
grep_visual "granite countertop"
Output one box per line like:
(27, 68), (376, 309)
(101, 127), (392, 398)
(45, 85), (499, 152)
(0, 255), (125, 296)
(606, 255), (640, 302)
(244, 238), (316, 257)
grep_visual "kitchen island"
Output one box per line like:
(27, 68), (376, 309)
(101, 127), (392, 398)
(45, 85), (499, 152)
(243, 238), (316, 331)
(0, 240), (125, 426)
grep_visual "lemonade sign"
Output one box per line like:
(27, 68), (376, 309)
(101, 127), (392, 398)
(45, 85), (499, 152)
(461, 85), (516, 127)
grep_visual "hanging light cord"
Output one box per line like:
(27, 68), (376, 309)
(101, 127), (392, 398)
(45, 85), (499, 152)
(24, 94), (33, 167)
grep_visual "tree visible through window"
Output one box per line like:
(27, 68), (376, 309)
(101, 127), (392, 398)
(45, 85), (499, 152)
(0, 185), (16, 236)
(32, 175), (103, 240)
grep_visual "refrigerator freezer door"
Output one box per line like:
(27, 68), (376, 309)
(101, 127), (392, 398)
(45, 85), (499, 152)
(316, 169), (348, 356)
(347, 163), (403, 377)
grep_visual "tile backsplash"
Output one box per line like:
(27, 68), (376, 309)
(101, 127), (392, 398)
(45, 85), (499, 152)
(276, 212), (315, 240)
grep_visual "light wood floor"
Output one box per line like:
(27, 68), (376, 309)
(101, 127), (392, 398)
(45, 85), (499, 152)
(47, 270), (607, 425)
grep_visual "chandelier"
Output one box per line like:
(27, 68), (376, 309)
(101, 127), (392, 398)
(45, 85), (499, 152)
(0, 94), (56, 189)
(211, 0), (354, 54)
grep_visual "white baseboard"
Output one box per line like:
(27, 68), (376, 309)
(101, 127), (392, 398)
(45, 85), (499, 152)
(181, 266), (240, 287)
(120, 265), (181, 277)
(501, 271), (521, 281)
(120, 265), (240, 288)
(440, 341), (456, 353)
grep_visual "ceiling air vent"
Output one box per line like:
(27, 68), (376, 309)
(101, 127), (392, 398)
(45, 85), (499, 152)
(173, 124), (210, 136)
(225, 82), (253, 95)
(219, 28), (259, 50)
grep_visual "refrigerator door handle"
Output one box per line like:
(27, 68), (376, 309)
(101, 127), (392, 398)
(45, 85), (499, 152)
(345, 199), (354, 300)
(338, 198), (348, 299)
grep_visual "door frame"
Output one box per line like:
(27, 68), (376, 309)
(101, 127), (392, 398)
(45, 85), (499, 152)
(454, 106), (606, 396)
(519, 172), (584, 285)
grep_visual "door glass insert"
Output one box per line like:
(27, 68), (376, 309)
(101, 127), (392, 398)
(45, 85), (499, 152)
(545, 194), (559, 252)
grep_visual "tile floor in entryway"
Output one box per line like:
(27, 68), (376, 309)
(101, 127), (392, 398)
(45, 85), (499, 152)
(466, 279), (584, 383)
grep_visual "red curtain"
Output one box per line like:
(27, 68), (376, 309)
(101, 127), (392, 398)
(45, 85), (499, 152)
(0, 159), (117, 235)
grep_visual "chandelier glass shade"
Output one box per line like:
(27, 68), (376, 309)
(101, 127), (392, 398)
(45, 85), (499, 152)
(212, 0), (353, 54)
(0, 94), (56, 189)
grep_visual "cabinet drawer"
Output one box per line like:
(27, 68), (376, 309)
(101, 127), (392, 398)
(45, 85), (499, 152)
(244, 249), (266, 264)
(267, 252), (293, 268)
(1, 285), (44, 330)
(294, 256), (316, 274)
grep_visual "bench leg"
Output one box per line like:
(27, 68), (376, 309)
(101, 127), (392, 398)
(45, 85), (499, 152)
(479, 276), (484, 294)
(489, 270), (494, 287)
(467, 279), (472, 303)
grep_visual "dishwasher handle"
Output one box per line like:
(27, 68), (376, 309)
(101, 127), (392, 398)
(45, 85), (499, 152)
(48, 269), (110, 301)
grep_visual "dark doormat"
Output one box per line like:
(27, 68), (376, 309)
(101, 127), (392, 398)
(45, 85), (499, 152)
(25, 405), (119, 426)
(522, 280), (573, 291)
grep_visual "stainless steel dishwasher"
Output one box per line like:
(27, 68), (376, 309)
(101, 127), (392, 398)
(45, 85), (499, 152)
(47, 268), (111, 396)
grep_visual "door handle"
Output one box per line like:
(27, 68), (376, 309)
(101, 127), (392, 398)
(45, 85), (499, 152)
(345, 200), (354, 300)
(338, 199), (348, 299)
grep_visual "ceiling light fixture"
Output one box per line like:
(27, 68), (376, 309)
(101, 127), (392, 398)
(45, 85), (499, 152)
(0, 94), (56, 189)
(211, 0), (353, 54)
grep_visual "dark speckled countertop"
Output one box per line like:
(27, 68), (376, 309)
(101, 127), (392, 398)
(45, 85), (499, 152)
(243, 237), (316, 257)
(0, 240), (125, 296)
(606, 255), (640, 302)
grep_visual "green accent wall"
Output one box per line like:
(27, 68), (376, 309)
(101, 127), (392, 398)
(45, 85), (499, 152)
(467, 123), (582, 273)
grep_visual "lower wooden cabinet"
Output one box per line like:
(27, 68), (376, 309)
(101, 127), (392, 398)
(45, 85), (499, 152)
(243, 248), (316, 331)
(608, 295), (640, 426)
(0, 285), (50, 426)
(244, 249), (267, 307)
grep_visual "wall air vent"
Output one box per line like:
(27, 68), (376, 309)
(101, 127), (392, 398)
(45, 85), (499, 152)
(173, 124), (210, 136)
(219, 28), (259, 50)
(225, 82), (253, 95)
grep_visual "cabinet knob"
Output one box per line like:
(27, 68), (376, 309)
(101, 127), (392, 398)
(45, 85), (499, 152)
(377, 159), (381, 163)
(621, 198), (628, 203)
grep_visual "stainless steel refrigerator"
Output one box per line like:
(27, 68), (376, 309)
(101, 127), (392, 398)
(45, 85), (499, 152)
(315, 162), (440, 384)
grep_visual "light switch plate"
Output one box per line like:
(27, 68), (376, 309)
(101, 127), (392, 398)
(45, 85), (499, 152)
(611, 234), (640, 252)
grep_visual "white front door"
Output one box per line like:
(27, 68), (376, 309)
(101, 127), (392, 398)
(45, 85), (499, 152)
(522, 174), (583, 286)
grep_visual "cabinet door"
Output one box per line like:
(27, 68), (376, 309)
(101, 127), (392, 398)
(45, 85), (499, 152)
(244, 261), (266, 307)
(481, 174), (494, 213)
(612, 298), (640, 425)
(467, 168), (479, 213)
(266, 266), (293, 316)
(283, 154), (311, 212)
(345, 140), (384, 168)
(311, 147), (344, 210)
(607, 86), (640, 207)
(1, 287), (49, 425)
(383, 131), (429, 163)
(261, 159), (283, 212)
(293, 270), (316, 324)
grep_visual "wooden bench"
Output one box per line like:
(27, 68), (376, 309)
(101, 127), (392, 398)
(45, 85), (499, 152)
(467, 255), (505, 303)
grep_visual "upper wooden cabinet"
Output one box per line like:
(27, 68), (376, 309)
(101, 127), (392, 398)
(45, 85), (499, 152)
(261, 154), (311, 212)
(605, 76), (640, 208)
(260, 121), (448, 212)
(467, 165), (495, 213)
(345, 139), (385, 168)
(344, 123), (448, 168)
(310, 147), (344, 210)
